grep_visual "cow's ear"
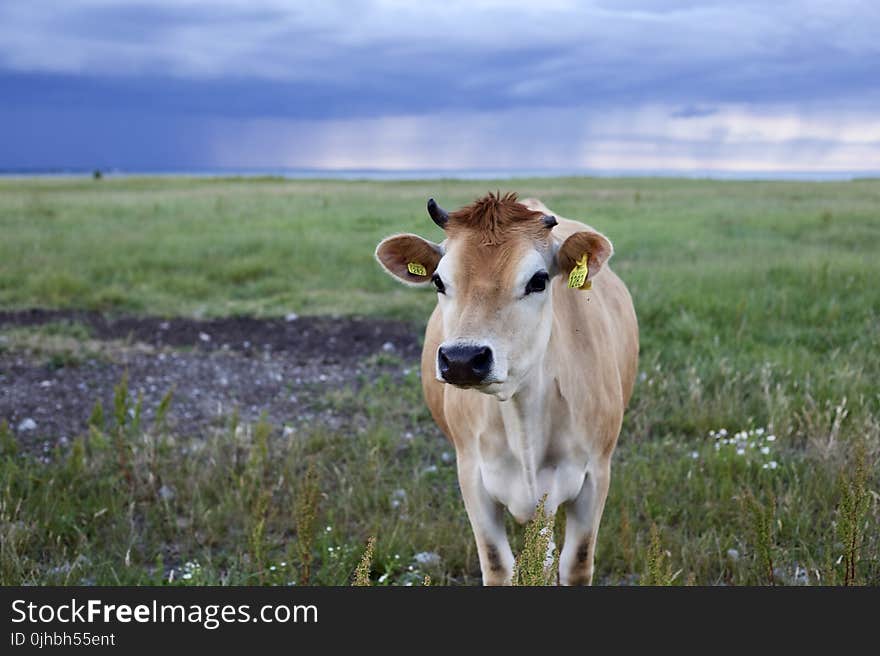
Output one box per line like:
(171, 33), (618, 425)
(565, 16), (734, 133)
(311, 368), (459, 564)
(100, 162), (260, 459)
(375, 233), (443, 286)
(555, 229), (613, 288)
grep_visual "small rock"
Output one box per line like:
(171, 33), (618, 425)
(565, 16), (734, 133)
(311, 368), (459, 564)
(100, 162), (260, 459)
(17, 418), (37, 432)
(726, 548), (740, 561)
(198, 332), (211, 342)
(159, 322), (170, 330)
(382, 341), (395, 352)
(282, 426), (295, 437)
(39, 380), (52, 388)
(48, 562), (73, 576)
(285, 313), (299, 322)
(441, 451), (454, 464)
(158, 485), (176, 501)
(413, 551), (442, 567)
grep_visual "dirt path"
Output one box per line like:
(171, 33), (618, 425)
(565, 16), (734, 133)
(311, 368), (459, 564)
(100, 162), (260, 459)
(0, 310), (423, 450)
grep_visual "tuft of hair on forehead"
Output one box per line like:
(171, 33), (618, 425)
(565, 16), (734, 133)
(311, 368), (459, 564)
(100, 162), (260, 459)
(447, 191), (548, 246)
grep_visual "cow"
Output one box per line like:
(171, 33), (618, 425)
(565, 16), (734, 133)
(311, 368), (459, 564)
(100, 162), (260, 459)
(374, 192), (638, 585)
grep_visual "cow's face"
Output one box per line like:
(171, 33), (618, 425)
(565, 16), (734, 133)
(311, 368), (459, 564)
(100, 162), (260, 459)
(376, 193), (612, 400)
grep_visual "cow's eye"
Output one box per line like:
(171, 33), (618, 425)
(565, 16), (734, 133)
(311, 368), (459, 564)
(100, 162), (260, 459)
(432, 273), (446, 294)
(525, 271), (549, 295)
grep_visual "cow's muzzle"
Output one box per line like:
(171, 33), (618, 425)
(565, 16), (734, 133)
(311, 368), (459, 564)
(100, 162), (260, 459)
(437, 344), (494, 386)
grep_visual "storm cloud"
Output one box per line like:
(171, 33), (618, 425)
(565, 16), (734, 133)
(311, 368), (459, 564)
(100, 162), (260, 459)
(2, 0), (878, 171)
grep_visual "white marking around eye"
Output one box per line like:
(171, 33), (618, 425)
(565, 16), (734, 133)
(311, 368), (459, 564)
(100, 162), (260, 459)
(433, 251), (455, 296)
(514, 250), (553, 294)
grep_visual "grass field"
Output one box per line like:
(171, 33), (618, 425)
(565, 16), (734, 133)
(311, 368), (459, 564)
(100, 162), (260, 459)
(1, 176), (878, 585)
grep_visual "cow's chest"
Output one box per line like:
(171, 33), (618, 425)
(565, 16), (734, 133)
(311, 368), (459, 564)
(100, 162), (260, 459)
(477, 429), (590, 523)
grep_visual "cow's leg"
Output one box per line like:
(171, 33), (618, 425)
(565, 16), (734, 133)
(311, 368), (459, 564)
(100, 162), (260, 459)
(559, 457), (611, 585)
(457, 457), (514, 585)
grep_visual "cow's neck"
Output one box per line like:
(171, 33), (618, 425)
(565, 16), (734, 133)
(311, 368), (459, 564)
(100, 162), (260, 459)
(497, 364), (550, 502)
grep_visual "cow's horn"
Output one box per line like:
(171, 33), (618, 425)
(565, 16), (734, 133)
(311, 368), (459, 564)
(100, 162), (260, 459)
(427, 198), (449, 229)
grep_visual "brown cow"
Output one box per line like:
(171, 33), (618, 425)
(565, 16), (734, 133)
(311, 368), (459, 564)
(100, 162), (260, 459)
(375, 192), (638, 585)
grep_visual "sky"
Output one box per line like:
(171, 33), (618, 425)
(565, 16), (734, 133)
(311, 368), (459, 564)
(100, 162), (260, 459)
(1, 0), (879, 173)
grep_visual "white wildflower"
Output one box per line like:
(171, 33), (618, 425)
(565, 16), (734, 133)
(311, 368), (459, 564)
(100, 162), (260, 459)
(390, 489), (407, 508)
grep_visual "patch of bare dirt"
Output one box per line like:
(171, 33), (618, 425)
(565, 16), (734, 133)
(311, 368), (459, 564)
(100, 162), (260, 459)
(0, 309), (421, 361)
(0, 310), (424, 450)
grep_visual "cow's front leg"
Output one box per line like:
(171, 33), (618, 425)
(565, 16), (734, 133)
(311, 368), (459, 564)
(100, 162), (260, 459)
(559, 457), (611, 585)
(457, 456), (514, 585)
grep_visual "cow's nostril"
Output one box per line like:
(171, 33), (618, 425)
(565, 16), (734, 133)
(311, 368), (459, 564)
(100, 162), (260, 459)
(470, 348), (493, 379)
(438, 347), (451, 374)
(472, 347), (492, 370)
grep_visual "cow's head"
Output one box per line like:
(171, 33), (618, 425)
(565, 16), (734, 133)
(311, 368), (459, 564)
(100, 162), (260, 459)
(375, 192), (612, 400)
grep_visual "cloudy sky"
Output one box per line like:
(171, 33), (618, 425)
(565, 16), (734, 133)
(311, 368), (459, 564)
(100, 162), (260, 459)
(1, 0), (879, 172)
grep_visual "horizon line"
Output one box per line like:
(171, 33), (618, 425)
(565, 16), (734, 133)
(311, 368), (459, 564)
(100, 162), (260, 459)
(2, 166), (879, 182)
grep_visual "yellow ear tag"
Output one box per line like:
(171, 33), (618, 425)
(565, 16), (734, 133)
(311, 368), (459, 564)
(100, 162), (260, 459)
(567, 254), (591, 290)
(407, 262), (427, 276)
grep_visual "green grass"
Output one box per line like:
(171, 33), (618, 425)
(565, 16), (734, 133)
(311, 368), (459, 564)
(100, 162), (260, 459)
(1, 176), (878, 585)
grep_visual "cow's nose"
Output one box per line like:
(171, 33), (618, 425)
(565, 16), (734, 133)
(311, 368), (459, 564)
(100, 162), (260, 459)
(438, 344), (494, 385)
